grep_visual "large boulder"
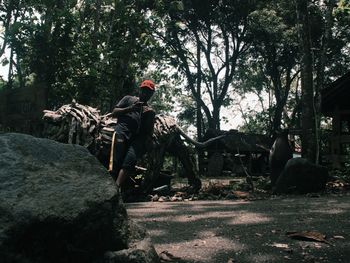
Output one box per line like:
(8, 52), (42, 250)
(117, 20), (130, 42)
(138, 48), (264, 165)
(0, 133), (159, 263)
(273, 157), (329, 194)
(269, 130), (293, 187)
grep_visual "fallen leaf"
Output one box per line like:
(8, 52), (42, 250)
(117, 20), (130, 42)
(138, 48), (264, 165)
(232, 191), (250, 198)
(333, 235), (345, 240)
(286, 231), (328, 243)
(227, 258), (236, 263)
(271, 243), (289, 249)
(255, 233), (263, 237)
(314, 243), (323, 249)
(159, 250), (182, 262)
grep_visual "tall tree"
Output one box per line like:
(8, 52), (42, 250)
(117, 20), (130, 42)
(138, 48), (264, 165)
(0, 0), (22, 88)
(312, 0), (336, 164)
(328, 0), (350, 77)
(295, 0), (317, 162)
(5, 0), (156, 109)
(239, 1), (300, 137)
(152, 0), (257, 132)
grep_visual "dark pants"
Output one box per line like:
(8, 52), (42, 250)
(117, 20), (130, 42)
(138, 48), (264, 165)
(111, 133), (147, 178)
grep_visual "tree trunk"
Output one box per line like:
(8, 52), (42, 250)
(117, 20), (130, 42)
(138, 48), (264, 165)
(314, 0), (335, 164)
(196, 40), (204, 175)
(7, 47), (14, 89)
(212, 105), (221, 131)
(15, 58), (25, 89)
(271, 103), (283, 136)
(295, 0), (316, 162)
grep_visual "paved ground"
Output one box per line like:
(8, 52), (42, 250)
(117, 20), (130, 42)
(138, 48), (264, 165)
(126, 195), (350, 263)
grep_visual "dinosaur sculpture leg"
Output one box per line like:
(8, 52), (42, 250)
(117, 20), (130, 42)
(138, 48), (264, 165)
(167, 135), (202, 193)
(142, 144), (167, 194)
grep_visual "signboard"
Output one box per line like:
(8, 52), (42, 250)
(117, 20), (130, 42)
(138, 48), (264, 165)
(0, 84), (47, 135)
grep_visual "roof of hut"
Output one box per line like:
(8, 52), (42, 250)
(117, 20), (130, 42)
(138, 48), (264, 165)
(203, 130), (270, 153)
(224, 132), (270, 153)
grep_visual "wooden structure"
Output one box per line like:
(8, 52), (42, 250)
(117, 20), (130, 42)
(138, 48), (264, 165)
(0, 84), (47, 135)
(203, 130), (271, 177)
(321, 72), (350, 168)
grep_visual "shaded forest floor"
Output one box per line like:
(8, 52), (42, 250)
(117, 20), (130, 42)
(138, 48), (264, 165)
(132, 175), (350, 203)
(126, 194), (350, 263)
(126, 176), (350, 263)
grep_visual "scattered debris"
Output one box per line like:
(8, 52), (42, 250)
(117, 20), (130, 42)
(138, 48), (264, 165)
(326, 180), (350, 192)
(145, 179), (275, 203)
(159, 250), (183, 262)
(145, 176), (349, 203)
(153, 185), (171, 196)
(232, 190), (250, 199)
(271, 243), (290, 249)
(286, 231), (329, 243)
(158, 196), (169, 202)
(151, 194), (159, 202)
(333, 235), (345, 240)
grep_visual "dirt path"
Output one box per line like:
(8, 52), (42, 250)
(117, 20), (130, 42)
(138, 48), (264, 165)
(126, 195), (350, 263)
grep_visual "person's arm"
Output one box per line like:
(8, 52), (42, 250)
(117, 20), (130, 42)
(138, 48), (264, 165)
(111, 96), (143, 117)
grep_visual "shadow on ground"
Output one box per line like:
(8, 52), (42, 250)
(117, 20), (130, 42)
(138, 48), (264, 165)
(126, 195), (350, 263)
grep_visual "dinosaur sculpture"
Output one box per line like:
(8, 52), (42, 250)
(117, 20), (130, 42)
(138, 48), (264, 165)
(43, 102), (226, 193)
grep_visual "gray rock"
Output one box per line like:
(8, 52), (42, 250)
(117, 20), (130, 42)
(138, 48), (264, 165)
(103, 220), (160, 263)
(0, 133), (159, 263)
(269, 130), (293, 187)
(104, 237), (160, 263)
(273, 157), (329, 194)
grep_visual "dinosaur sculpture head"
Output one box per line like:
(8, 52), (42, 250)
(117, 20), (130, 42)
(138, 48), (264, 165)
(42, 109), (70, 143)
(42, 103), (102, 147)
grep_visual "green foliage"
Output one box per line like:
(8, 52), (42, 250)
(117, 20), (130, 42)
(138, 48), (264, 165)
(0, 78), (6, 90)
(0, 0), (349, 147)
(326, 1), (350, 78)
(141, 63), (185, 115)
(238, 110), (272, 134)
(176, 94), (196, 125)
(235, 0), (350, 138)
(150, 82), (177, 114)
(330, 163), (350, 184)
(241, 1), (300, 135)
(151, 0), (261, 131)
(2, 0), (159, 110)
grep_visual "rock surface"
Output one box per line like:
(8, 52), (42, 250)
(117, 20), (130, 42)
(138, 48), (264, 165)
(273, 157), (329, 194)
(103, 220), (160, 263)
(269, 130), (293, 187)
(0, 133), (158, 263)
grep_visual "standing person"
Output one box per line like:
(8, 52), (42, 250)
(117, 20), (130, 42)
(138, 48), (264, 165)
(109, 79), (156, 188)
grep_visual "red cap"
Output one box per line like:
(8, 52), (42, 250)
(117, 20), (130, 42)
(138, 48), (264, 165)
(140, 80), (155, 91)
